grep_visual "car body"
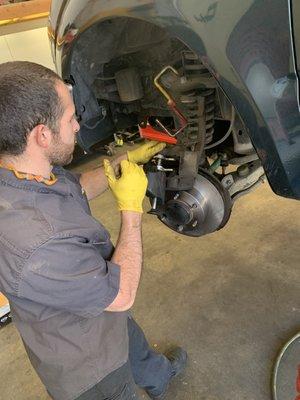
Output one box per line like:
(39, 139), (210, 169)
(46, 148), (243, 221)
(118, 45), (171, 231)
(48, 0), (300, 237)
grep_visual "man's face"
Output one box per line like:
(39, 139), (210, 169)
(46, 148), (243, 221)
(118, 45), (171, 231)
(47, 81), (80, 166)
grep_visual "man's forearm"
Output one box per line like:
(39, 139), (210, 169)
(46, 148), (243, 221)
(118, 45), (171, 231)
(105, 211), (143, 312)
(79, 153), (127, 200)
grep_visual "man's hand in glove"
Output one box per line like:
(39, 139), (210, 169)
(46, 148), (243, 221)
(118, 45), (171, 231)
(103, 159), (148, 213)
(127, 140), (166, 165)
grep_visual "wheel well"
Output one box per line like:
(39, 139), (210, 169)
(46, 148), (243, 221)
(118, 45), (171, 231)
(67, 17), (183, 87)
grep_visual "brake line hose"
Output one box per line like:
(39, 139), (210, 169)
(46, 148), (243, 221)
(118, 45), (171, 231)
(204, 106), (235, 150)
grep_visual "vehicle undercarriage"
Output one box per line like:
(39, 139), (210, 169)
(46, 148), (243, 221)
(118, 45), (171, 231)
(67, 18), (265, 237)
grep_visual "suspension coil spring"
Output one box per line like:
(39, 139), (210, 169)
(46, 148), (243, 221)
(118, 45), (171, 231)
(180, 91), (201, 141)
(180, 51), (215, 145)
(203, 88), (215, 144)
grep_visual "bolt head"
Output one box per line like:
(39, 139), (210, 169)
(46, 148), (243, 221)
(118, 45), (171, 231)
(237, 164), (250, 177)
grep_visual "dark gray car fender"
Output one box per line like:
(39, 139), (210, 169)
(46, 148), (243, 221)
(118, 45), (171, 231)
(50, 0), (300, 200)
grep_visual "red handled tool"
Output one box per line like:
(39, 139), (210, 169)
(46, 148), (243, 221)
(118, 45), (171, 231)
(138, 123), (177, 144)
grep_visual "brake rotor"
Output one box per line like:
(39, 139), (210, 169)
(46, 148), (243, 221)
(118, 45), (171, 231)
(159, 170), (232, 237)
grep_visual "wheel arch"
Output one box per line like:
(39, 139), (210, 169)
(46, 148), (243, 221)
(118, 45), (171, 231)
(50, 0), (300, 199)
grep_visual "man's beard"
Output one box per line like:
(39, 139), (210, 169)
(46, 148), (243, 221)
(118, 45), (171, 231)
(47, 134), (75, 166)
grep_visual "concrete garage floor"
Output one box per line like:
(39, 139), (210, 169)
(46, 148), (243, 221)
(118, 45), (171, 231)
(0, 154), (299, 400)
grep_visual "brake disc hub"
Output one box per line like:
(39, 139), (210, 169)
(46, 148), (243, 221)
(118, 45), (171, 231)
(160, 171), (231, 237)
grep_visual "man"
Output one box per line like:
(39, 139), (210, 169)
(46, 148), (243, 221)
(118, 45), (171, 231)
(0, 61), (187, 400)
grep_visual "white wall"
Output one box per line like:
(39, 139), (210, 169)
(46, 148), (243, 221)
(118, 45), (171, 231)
(0, 27), (55, 70)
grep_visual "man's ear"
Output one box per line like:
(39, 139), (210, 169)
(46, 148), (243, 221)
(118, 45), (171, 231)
(29, 125), (52, 149)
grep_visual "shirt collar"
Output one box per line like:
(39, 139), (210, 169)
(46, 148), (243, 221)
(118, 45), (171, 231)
(0, 166), (72, 196)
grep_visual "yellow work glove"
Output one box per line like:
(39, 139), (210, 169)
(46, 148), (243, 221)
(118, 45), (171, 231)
(127, 140), (166, 164)
(103, 159), (148, 213)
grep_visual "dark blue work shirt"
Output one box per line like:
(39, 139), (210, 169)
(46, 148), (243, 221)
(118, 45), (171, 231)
(0, 166), (128, 400)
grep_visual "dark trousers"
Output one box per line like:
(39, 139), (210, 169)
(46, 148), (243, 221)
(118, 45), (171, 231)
(76, 317), (173, 400)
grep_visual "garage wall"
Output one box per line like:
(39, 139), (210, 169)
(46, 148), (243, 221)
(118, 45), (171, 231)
(0, 27), (55, 70)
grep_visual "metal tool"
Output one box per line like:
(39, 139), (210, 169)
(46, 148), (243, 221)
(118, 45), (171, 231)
(138, 122), (177, 144)
(153, 66), (188, 137)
